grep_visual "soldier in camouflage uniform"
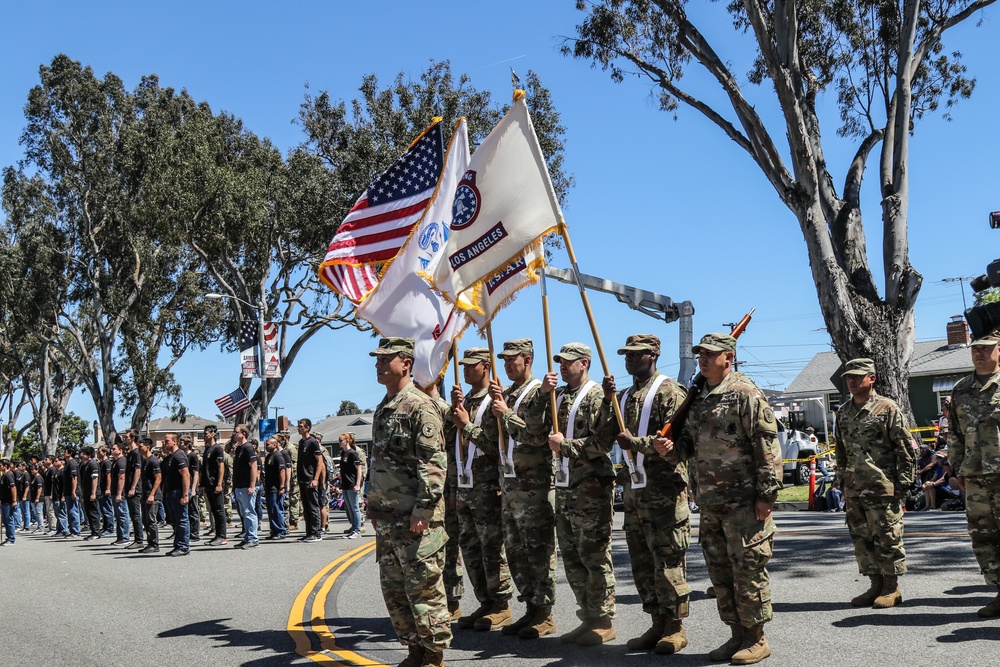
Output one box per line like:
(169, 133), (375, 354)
(666, 333), (781, 665)
(835, 358), (915, 610)
(488, 339), (557, 639)
(603, 334), (691, 655)
(450, 347), (513, 631)
(369, 337), (450, 667)
(524, 342), (617, 646)
(223, 439), (234, 526)
(948, 331), (1000, 618)
(283, 432), (300, 531)
(421, 383), (465, 621)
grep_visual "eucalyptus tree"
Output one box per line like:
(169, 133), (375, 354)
(2, 55), (228, 442)
(568, 0), (994, 415)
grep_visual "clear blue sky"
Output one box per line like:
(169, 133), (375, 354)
(2, 1), (998, 431)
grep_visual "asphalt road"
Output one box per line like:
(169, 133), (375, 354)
(1, 509), (997, 666)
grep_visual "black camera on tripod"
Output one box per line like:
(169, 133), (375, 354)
(964, 212), (1000, 339)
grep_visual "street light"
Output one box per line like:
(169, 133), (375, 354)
(206, 293), (269, 427)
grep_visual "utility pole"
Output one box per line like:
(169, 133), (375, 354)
(724, 321), (748, 372)
(272, 407), (283, 421)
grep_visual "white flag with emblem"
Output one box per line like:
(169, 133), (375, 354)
(356, 120), (472, 388)
(424, 92), (561, 312)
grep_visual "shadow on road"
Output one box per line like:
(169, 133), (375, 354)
(159, 618), (296, 666)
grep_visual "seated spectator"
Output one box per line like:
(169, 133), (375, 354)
(916, 446), (938, 484)
(921, 452), (959, 510)
(825, 479), (844, 512)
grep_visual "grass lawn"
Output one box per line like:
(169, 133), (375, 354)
(777, 485), (811, 503)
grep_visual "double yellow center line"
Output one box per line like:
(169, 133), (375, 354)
(287, 539), (383, 666)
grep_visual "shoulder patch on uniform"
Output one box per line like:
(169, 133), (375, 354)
(763, 407), (775, 423)
(421, 422), (437, 438)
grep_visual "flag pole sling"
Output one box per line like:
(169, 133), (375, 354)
(558, 223), (641, 483)
(485, 323), (511, 475)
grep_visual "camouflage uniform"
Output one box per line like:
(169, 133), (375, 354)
(525, 343), (616, 623)
(286, 443), (300, 528)
(455, 350), (513, 609)
(497, 369), (557, 609)
(223, 448), (234, 524)
(369, 339), (451, 654)
(949, 365), (1000, 587)
(835, 381), (915, 577)
(615, 364), (691, 621)
(677, 363), (781, 629)
(430, 394), (465, 606)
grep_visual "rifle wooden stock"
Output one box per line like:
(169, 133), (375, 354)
(657, 308), (755, 439)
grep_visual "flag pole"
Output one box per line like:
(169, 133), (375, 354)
(558, 223), (641, 484)
(485, 323), (511, 475)
(540, 269), (565, 483)
(452, 341), (467, 483)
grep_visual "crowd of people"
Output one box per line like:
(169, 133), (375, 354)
(0, 423), (367, 555)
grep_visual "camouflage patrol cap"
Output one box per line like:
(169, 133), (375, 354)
(617, 334), (660, 356)
(497, 338), (534, 358)
(458, 347), (491, 365)
(841, 358), (876, 376)
(692, 333), (737, 354)
(554, 342), (592, 362)
(369, 337), (415, 358)
(970, 331), (1000, 346)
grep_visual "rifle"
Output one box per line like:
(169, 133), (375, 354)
(657, 308), (755, 440)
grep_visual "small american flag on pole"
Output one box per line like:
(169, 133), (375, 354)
(318, 120), (444, 304)
(215, 387), (251, 420)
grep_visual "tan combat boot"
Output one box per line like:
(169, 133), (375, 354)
(519, 604), (555, 639)
(731, 623), (770, 665)
(473, 601), (512, 631)
(851, 575), (884, 607)
(447, 600), (461, 622)
(577, 616), (616, 646)
(501, 602), (536, 636)
(977, 586), (1000, 618)
(626, 613), (665, 651)
(456, 602), (489, 629)
(559, 620), (591, 644)
(708, 623), (744, 662)
(654, 618), (688, 655)
(873, 575), (902, 608)
(420, 648), (444, 667)
(397, 645), (424, 667)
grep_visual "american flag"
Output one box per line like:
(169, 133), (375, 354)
(215, 387), (251, 420)
(318, 120), (444, 304)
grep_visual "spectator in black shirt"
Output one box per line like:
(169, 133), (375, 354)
(14, 462), (29, 531)
(109, 441), (131, 545)
(42, 457), (57, 534)
(339, 433), (363, 539)
(97, 446), (115, 536)
(29, 465), (44, 533)
(201, 425), (227, 546)
(52, 457), (67, 536)
(161, 432), (191, 556)
(123, 429), (145, 549)
(181, 436), (201, 543)
(1, 459), (18, 546)
(62, 449), (82, 538)
(296, 418), (326, 542)
(79, 447), (103, 540)
(139, 437), (162, 553)
(264, 437), (288, 540)
(232, 424), (260, 549)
